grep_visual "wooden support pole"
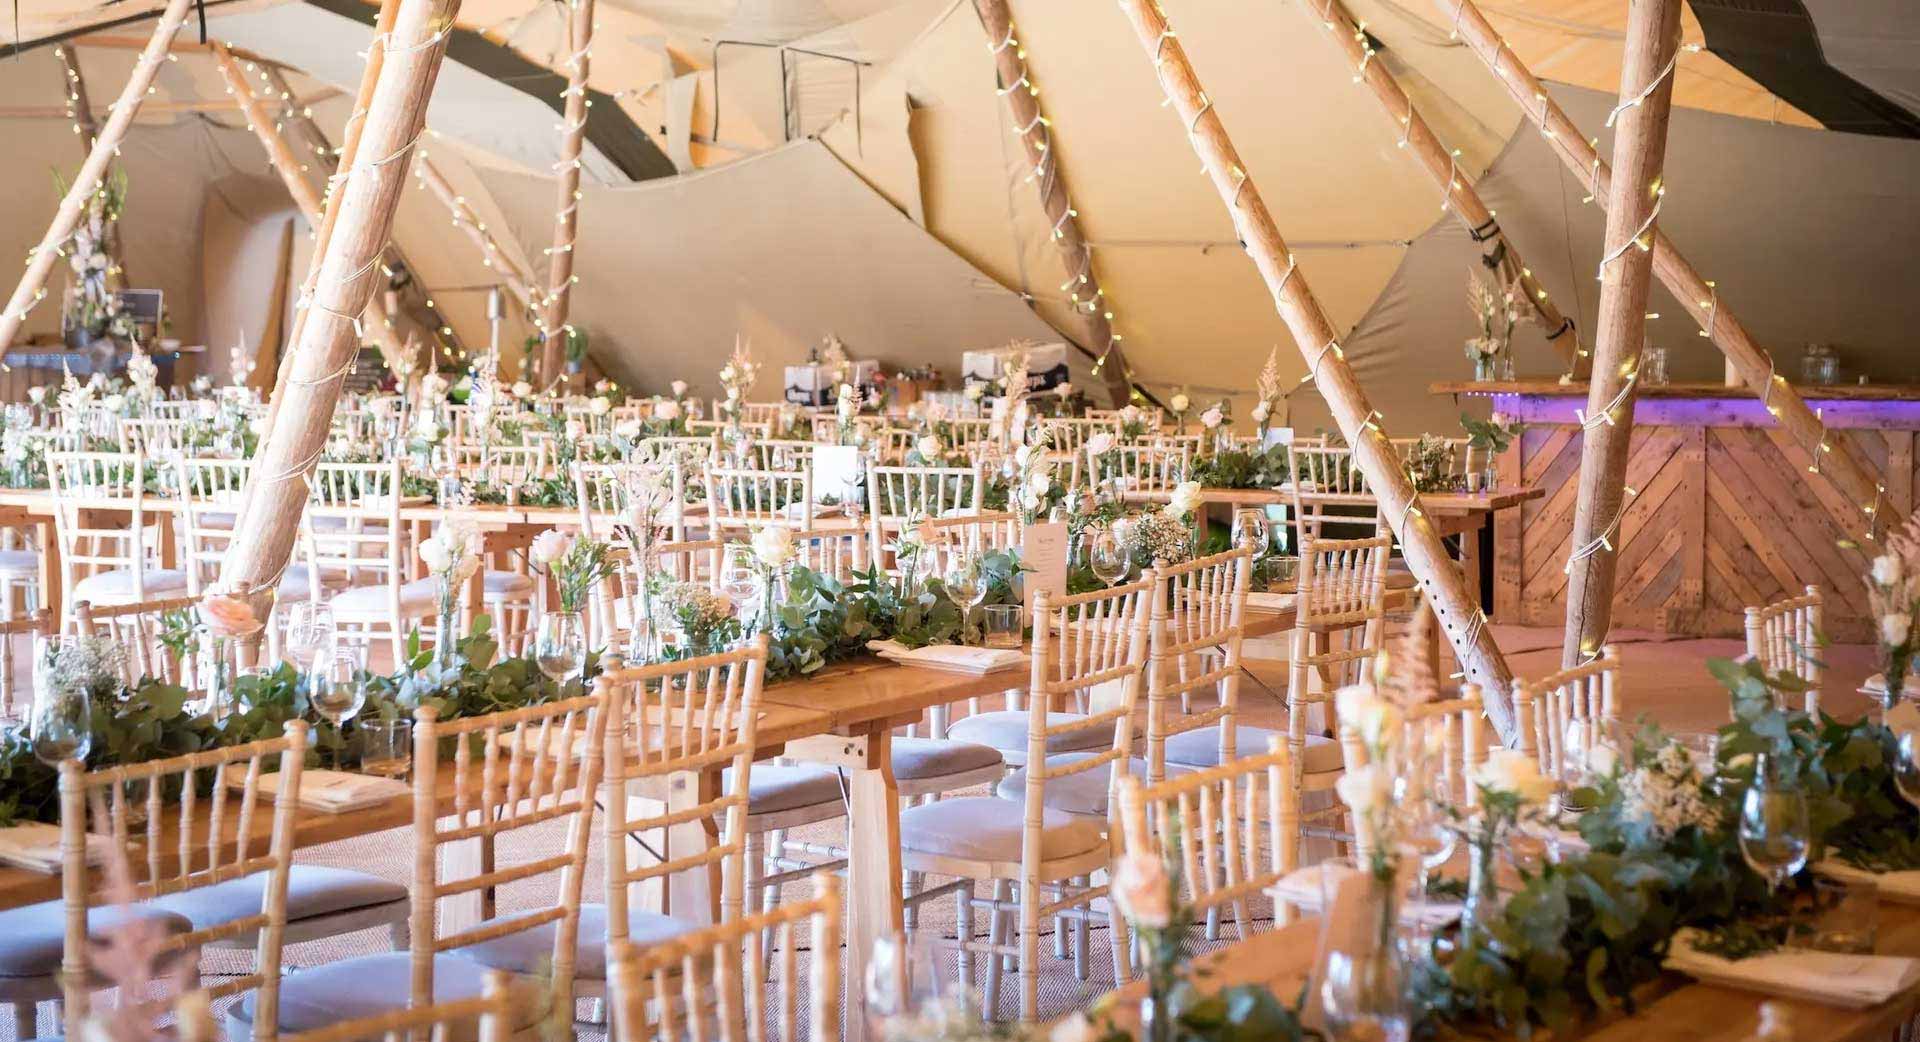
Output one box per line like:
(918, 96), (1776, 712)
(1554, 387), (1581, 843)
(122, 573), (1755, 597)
(211, 42), (411, 374)
(971, 0), (1138, 408)
(537, 0), (595, 388)
(1559, 0), (1683, 666)
(1113, 0), (1520, 739)
(219, 0), (461, 594)
(53, 44), (100, 152)
(0, 0), (194, 350)
(1295, 0), (1584, 376)
(414, 157), (539, 315)
(1431, 0), (1895, 549)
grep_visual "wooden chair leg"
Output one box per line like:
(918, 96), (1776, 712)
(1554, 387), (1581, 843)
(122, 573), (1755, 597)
(1019, 874), (1041, 1022)
(956, 881), (975, 992)
(983, 879), (1010, 1019)
(1073, 878), (1090, 980)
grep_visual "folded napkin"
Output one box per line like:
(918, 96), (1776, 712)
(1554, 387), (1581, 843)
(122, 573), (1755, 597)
(1666, 929), (1920, 1008)
(786, 501), (842, 521)
(1817, 859), (1920, 904)
(0, 823), (112, 872)
(232, 768), (409, 814)
(1246, 592), (1296, 612)
(865, 640), (1027, 675)
(1267, 863), (1460, 929)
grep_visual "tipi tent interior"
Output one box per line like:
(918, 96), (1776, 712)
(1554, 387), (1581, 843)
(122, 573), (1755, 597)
(1, 0), (1920, 1037)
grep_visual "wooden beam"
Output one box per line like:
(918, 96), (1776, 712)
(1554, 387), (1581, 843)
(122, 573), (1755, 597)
(537, 0), (594, 388)
(52, 44), (99, 151)
(1559, 0), (1684, 666)
(1294, 0), (1584, 377)
(1113, 0), (1521, 739)
(219, 0), (461, 594)
(414, 157), (539, 314)
(0, 0), (195, 350)
(73, 33), (217, 53)
(1431, 0), (1896, 551)
(211, 41), (411, 374)
(971, 0), (1138, 407)
(0, 90), (341, 120)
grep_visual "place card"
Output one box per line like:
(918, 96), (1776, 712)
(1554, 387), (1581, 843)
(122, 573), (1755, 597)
(1022, 520), (1069, 614)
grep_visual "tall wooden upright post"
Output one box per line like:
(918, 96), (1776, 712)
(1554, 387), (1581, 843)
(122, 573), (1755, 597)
(0, 0), (195, 350)
(1431, 0), (1895, 548)
(537, 0), (595, 387)
(211, 43), (412, 374)
(1560, 0), (1682, 665)
(1113, 0), (1521, 737)
(971, 0), (1138, 407)
(1295, 0), (1583, 375)
(220, 0), (461, 594)
(53, 44), (100, 153)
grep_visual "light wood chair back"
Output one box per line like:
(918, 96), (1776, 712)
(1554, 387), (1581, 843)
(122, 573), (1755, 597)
(1117, 736), (1297, 927)
(875, 426), (916, 463)
(1339, 685), (1488, 814)
(1039, 418), (1118, 455)
(302, 461), (413, 659)
(1288, 535), (1391, 768)
(736, 438), (816, 471)
(119, 417), (188, 458)
(788, 526), (872, 584)
(864, 463), (984, 551)
(1286, 443), (1372, 546)
(0, 608), (52, 722)
(1145, 544), (1253, 783)
(1094, 442), (1189, 494)
(1512, 646), (1621, 779)
(609, 872), (840, 1042)
(175, 457), (253, 597)
(704, 464), (812, 535)
(596, 639), (767, 948)
(58, 720), (310, 1041)
(407, 694), (607, 1027)
(47, 450), (163, 619)
(72, 592), (214, 690)
(574, 462), (632, 539)
(1024, 577), (1156, 813)
(915, 511), (1022, 576)
(1746, 585), (1822, 713)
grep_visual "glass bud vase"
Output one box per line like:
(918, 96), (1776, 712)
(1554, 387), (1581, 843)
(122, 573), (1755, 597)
(434, 577), (460, 667)
(201, 636), (234, 719)
(1316, 861), (1411, 1042)
(1462, 835), (1504, 937)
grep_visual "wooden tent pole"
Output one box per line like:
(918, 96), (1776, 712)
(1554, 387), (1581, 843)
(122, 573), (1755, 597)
(1559, 0), (1682, 666)
(212, 42), (410, 374)
(1430, 0), (1895, 547)
(0, 0), (194, 351)
(537, 0), (595, 388)
(1113, 0), (1521, 739)
(53, 44), (101, 153)
(971, 0), (1138, 407)
(415, 158), (539, 314)
(1295, 0), (1584, 376)
(219, 0), (462, 593)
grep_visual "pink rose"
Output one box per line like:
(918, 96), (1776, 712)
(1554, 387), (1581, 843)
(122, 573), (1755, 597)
(1113, 850), (1174, 929)
(199, 594), (262, 638)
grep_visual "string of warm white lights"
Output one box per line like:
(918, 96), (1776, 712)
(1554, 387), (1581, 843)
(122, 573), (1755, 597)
(536, 0), (596, 366)
(986, 19), (1135, 386)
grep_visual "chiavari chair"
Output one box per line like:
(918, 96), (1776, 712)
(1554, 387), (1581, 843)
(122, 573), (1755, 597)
(118, 417), (188, 459)
(1148, 544), (1256, 782)
(705, 464), (813, 536)
(787, 525), (871, 584)
(1284, 443), (1372, 548)
(910, 578), (1155, 1020)
(1100, 442), (1189, 495)
(738, 438), (816, 472)
(1513, 647), (1621, 780)
(72, 593), (210, 690)
(0, 523), (44, 624)
(174, 457), (251, 597)
(607, 873), (841, 1042)
(243, 696), (605, 1039)
(0, 608), (51, 723)
(864, 462), (983, 559)
(1283, 535), (1390, 849)
(191, 969), (515, 1042)
(48, 450), (186, 626)
(18, 722), (313, 1042)
(302, 460), (427, 664)
(1039, 418), (1117, 456)
(1746, 586), (1822, 713)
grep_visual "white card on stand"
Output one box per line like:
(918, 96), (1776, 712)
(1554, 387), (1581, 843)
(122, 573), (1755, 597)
(811, 445), (864, 505)
(1022, 521), (1069, 614)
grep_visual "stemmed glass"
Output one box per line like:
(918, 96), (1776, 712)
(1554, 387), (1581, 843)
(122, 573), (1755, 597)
(1231, 507), (1271, 559)
(1893, 731), (1920, 809)
(535, 612), (589, 685)
(1089, 526), (1130, 587)
(1738, 752), (1811, 894)
(864, 931), (963, 1037)
(943, 549), (987, 645)
(30, 635), (91, 768)
(284, 603), (335, 672)
(719, 545), (760, 633)
(307, 647), (368, 767)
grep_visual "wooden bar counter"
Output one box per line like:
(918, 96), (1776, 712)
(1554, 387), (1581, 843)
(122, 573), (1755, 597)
(1433, 380), (1920, 641)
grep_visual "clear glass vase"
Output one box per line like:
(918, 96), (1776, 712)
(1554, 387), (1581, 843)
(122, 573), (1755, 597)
(1463, 835), (1504, 937)
(1316, 860), (1411, 1042)
(536, 610), (587, 686)
(435, 578), (460, 667)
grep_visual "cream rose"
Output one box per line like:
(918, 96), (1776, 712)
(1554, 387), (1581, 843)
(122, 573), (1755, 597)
(1874, 554), (1905, 587)
(1200, 406), (1223, 429)
(1113, 850), (1174, 929)
(1474, 747), (1554, 804)
(670, 380), (688, 397)
(1055, 382), (1073, 398)
(530, 529), (571, 568)
(964, 382), (985, 401)
(1050, 1011), (1101, 1042)
(1883, 612), (1912, 648)
(1251, 401), (1271, 423)
(654, 400), (681, 421)
(917, 436), (942, 459)
(1167, 480), (1203, 518)
(26, 387), (44, 405)
(1169, 393), (1191, 413)
(589, 396), (612, 416)
(614, 419), (643, 440)
(511, 381), (532, 397)
(199, 594), (263, 638)
(751, 525), (797, 569)
(1334, 684), (1400, 751)
(1084, 433), (1116, 458)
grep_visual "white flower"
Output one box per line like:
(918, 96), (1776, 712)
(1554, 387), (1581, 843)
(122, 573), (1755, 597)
(414, 418), (441, 442)
(926, 402), (950, 423)
(1882, 612), (1912, 648)
(1489, 411), (1510, 426)
(917, 436), (941, 459)
(1169, 393), (1191, 413)
(565, 419), (586, 440)
(26, 387), (44, 405)
(1084, 433), (1116, 458)
(614, 419), (643, 440)
(751, 525), (797, 569)
(1051, 1012), (1101, 1042)
(589, 396), (612, 416)
(1473, 747), (1554, 804)
(1112, 851), (1173, 929)
(964, 383), (985, 401)
(247, 417), (266, 436)
(511, 381), (532, 397)
(654, 400), (681, 421)
(1055, 382), (1073, 398)
(720, 365), (737, 382)
(1874, 554), (1904, 587)
(595, 379), (612, 392)
(1200, 406), (1223, 429)
(530, 530), (571, 567)
(669, 380), (688, 397)
(1336, 762), (1394, 819)
(196, 400), (218, 421)
(1167, 480), (1204, 519)
(1334, 684), (1400, 751)
(1250, 401), (1270, 423)
(103, 394), (125, 412)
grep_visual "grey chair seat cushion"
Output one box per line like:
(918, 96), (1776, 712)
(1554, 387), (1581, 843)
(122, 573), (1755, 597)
(235, 951), (545, 1036)
(1162, 726), (1342, 772)
(72, 567), (188, 602)
(0, 901), (191, 978)
(447, 903), (696, 980)
(331, 578), (437, 616)
(944, 711), (1108, 755)
(726, 764), (844, 816)
(482, 570), (535, 597)
(891, 737), (1002, 781)
(0, 550), (40, 576)
(151, 866), (405, 930)
(995, 754), (1188, 817)
(898, 796), (1105, 863)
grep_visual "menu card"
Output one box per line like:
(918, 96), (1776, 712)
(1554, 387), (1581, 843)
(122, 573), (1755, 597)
(1023, 520), (1069, 614)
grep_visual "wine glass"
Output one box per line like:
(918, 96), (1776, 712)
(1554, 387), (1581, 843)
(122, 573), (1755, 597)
(535, 610), (588, 685)
(1893, 731), (1920, 810)
(1738, 752), (1811, 894)
(29, 636), (91, 767)
(307, 647), (368, 766)
(1315, 858), (1412, 1042)
(284, 603), (335, 672)
(1231, 508), (1271, 559)
(1088, 526), (1130, 587)
(943, 549), (987, 645)
(719, 545), (760, 627)
(864, 931), (962, 1036)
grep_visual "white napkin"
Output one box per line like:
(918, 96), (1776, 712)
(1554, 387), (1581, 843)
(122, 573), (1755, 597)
(865, 640), (1027, 675)
(1266, 862), (1460, 928)
(233, 768), (409, 814)
(0, 823), (111, 872)
(1665, 929), (1920, 1008)
(1816, 859), (1920, 904)
(1246, 592), (1296, 612)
